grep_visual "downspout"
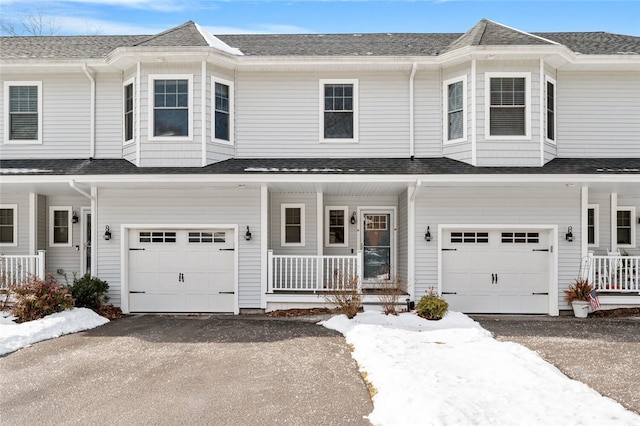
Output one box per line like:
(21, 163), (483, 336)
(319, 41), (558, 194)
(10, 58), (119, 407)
(407, 179), (422, 305)
(409, 62), (418, 159)
(82, 64), (96, 159)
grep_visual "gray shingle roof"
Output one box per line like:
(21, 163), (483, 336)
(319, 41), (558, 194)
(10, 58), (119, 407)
(1, 20), (639, 60)
(1, 158), (639, 176)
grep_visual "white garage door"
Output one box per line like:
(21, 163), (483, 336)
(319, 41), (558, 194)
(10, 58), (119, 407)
(442, 229), (551, 314)
(128, 229), (235, 313)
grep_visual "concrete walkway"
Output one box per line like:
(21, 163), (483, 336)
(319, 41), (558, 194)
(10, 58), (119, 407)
(0, 315), (373, 426)
(473, 315), (640, 415)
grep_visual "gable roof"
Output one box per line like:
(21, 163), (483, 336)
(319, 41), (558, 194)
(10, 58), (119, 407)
(1, 19), (639, 60)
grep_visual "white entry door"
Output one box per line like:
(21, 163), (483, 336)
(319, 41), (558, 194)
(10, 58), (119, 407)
(442, 229), (551, 314)
(128, 229), (235, 313)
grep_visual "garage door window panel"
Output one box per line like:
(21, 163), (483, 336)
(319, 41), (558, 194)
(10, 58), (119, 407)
(139, 231), (177, 243)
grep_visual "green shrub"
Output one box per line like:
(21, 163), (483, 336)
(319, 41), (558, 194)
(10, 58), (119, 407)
(70, 273), (110, 310)
(416, 289), (449, 320)
(10, 275), (75, 322)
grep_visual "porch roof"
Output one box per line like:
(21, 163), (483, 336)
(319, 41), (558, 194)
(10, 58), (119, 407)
(1, 157), (639, 177)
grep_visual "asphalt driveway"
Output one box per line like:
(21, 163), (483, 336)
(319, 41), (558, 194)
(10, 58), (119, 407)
(0, 315), (373, 426)
(473, 316), (640, 415)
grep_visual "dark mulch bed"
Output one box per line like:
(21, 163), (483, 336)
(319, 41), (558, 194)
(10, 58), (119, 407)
(266, 307), (339, 317)
(589, 307), (640, 318)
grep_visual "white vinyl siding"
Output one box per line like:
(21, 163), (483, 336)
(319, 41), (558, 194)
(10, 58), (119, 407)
(443, 76), (466, 144)
(325, 206), (349, 247)
(148, 74), (193, 141)
(556, 71), (640, 157)
(587, 204), (599, 247)
(485, 73), (531, 139)
(4, 81), (42, 144)
(0, 204), (18, 246)
(415, 70), (446, 157)
(97, 187), (261, 309)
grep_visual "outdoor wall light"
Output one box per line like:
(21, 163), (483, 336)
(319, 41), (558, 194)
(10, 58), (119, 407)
(425, 226), (432, 242)
(565, 226), (573, 242)
(104, 225), (112, 241)
(350, 212), (357, 225)
(245, 226), (252, 241)
(72, 211), (79, 224)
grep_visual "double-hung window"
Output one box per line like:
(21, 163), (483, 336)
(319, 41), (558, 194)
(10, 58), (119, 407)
(616, 207), (636, 247)
(0, 205), (17, 246)
(281, 204), (305, 247)
(149, 75), (192, 140)
(545, 77), (556, 143)
(320, 79), (358, 143)
(4, 81), (42, 144)
(485, 73), (530, 139)
(325, 206), (349, 247)
(212, 77), (234, 144)
(443, 77), (466, 144)
(49, 206), (72, 247)
(123, 80), (134, 143)
(587, 204), (599, 247)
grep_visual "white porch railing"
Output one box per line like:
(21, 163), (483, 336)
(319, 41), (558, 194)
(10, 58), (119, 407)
(267, 250), (363, 292)
(0, 251), (46, 290)
(589, 254), (640, 293)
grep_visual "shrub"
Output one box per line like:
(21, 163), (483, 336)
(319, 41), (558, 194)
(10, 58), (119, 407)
(376, 276), (405, 315)
(563, 278), (593, 304)
(416, 289), (449, 320)
(70, 273), (110, 310)
(10, 274), (75, 322)
(324, 274), (362, 319)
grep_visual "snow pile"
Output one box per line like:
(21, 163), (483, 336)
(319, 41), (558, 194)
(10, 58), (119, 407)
(0, 308), (109, 356)
(322, 311), (640, 426)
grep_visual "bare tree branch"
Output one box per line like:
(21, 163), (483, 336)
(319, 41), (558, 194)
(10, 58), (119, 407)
(0, 9), (60, 36)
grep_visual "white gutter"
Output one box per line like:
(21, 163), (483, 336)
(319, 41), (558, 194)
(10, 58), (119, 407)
(410, 179), (422, 202)
(69, 180), (93, 200)
(409, 62), (418, 158)
(82, 64), (96, 158)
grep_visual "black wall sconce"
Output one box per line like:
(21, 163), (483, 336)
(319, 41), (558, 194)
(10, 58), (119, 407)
(245, 226), (252, 241)
(72, 211), (79, 224)
(104, 225), (112, 241)
(565, 226), (573, 242)
(350, 212), (357, 225)
(425, 226), (432, 242)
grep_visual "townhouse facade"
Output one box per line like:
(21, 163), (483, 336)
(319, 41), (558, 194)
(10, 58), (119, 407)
(1, 19), (639, 315)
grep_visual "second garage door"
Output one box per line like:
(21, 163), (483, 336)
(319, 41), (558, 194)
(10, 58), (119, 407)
(442, 229), (551, 314)
(128, 229), (235, 313)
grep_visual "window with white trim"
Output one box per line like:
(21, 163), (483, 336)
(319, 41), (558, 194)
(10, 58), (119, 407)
(325, 206), (349, 247)
(0, 205), (17, 246)
(485, 73), (530, 139)
(123, 80), (134, 143)
(149, 75), (192, 140)
(616, 207), (636, 247)
(212, 77), (234, 144)
(588, 205), (599, 247)
(4, 81), (42, 144)
(545, 77), (556, 143)
(281, 204), (305, 246)
(49, 207), (72, 247)
(443, 77), (466, 143)
(320, 79), (358, 142)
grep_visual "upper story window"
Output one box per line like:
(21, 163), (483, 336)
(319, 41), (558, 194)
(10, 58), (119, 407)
(485, 73), (530, 139)
(325, 206), (349, 247)
(149, 74), (192, 140)
(320, 79), (358, 143)
(213, 77), (234, 145)
(4, 81), (42, 144)
(124, 80), (134, 143)
(281, 204), (305, 247)
(616, 207), (636, 247)
(49, 206), (72, 247)
(443, 76), (466, 144)
(0, 205), (17, 246)
(546, 77), (556, 143)
(587, 204), (599, 247)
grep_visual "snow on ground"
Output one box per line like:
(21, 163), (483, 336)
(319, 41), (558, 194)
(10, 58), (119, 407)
(0, 308), (109, 356)
(322, 311), (640, 426)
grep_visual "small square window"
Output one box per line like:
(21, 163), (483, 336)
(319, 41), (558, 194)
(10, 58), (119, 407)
(0, 205), (17, 246)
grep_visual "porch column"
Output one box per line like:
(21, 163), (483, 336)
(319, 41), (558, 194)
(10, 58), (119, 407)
(316, 192), (323, 254)
(611, 193), (618, 253)
(581, 186), (589, 260)
(91, 186), (98, 277)
(29, 193), (37, 255)
(260, 185), (268, 309)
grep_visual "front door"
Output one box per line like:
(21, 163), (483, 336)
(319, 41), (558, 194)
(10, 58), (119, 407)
(362, 211), (393, 283)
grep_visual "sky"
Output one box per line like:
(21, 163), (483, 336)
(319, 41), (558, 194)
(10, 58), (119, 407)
(0, 0), (639, 37)
(2, 308), (639, 424)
